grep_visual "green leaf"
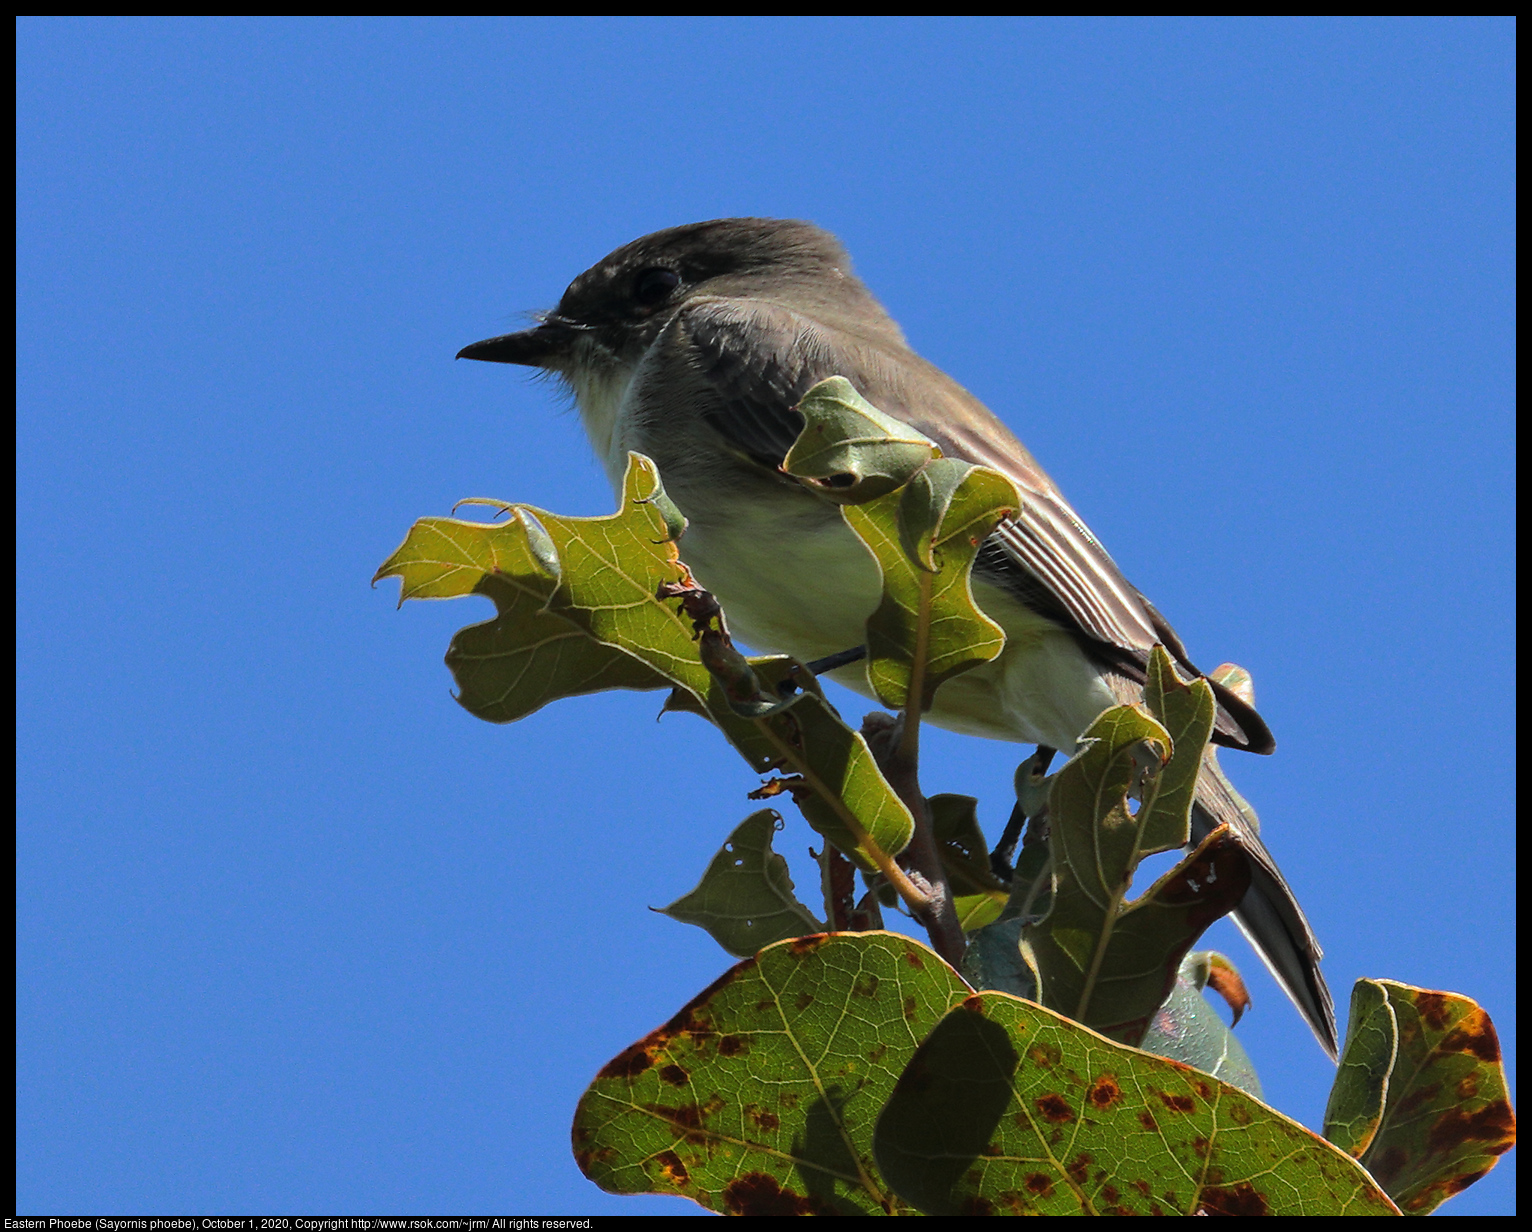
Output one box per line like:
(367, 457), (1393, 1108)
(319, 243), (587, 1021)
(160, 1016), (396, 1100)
(373, 500), (559, 604)
(375, 506), (666, 722)
(1044, 706), (1171, 909)
(373, 496), (560, 600)
(573, 932), (971, 1215)
(658, 811), (824, 958)
(1139, 953), (1262, 1099)
(781, 376), (939, 504)
(760, 693), (915, 873)
(525, 458), (912, 847)
(1323, 980), (1516, 1214)
(1140, 645), (1218, 853)
(929, 793), (1008, 931)
(445, 607), (665, 723)
(513, 454), (791, 769)
(873, 991), (1400, 1215)
(1324, 980), (1395, 1160)
(380, 454), (915, 872)
(1022, 705), (1251, 1044)
(524, 455), (742, 712)
(1031, 824), (1251, 1046)
(379, 453), (788, 771)
(842, 459), (1016, 711)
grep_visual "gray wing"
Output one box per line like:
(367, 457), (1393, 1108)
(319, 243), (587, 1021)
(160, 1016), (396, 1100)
(678, 298), (816, 467)
(1192, 757), (1337, 1058)
(675, 296), (1272, 753)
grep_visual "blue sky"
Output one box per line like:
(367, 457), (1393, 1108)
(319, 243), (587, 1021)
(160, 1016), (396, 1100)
(17, 17), (1514, 1215)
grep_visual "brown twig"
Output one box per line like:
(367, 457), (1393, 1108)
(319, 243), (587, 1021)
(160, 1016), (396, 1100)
(665, 572), (943, 934)
(861, 712), (966, 968)
(816, 844), (885, 932)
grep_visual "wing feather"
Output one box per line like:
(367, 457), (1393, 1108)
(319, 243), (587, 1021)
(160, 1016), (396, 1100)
(675, 296), (1273, 753)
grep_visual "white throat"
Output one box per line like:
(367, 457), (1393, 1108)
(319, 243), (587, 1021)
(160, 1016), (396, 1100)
(564, 346), (637, 491)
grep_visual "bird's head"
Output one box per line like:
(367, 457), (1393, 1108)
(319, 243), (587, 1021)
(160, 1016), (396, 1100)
(457, 217), (899, 376)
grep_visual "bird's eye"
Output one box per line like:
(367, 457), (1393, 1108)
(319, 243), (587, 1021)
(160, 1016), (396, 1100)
(634, 267), (680, 306)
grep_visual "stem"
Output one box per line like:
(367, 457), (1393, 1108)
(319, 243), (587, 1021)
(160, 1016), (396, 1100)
(1074, 759), (1166, 1022)
(753, 720), (933, 914)
(856, 566), (964, 967)
(820, 844), (860, 931)
(897, 570), (934, 765)
(887, 567), (966, 967)
(815, 845), (844, 930)
(1075, 878), (1129, 1022)
(1016, 850), (1054, 923)
(989, 799), (1027, 883)
(876, 731), (966, 969)
(991, 747), (1056, 880)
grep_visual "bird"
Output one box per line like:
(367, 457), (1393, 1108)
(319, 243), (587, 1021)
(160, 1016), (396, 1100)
(456, 217), (1337, 1059)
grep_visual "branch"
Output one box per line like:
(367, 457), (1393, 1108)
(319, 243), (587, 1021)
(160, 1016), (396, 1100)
(862, 712), (966, 969)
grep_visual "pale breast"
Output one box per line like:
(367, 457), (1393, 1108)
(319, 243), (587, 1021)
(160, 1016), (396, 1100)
(675, 496), (883, 664)
(566, 333), (1116, 753)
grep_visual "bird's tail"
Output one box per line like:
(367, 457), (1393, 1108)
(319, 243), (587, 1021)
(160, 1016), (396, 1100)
(1190, 751), (1338, 1060)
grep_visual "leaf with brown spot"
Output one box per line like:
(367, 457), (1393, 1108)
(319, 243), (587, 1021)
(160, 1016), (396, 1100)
(1201, 953), (1252, 1025)
(654, 1150), (690, 1187)
(597, 1043), (654, 1081)
(874, 992), (1399, 1215)
(721, 1171), (833, 1216)
(573, 932), (970, 1215)
(1021, 673), (1250, 1047)
(1087, 1075), (1123, 1110)
(1324, 980), (1515, 1214)
(1036, 1094), (1074, 1124)
(1197, 1182), (1268, 1215)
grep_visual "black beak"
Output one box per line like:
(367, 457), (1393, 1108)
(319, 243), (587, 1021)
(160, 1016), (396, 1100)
(456, 318), (585, 368)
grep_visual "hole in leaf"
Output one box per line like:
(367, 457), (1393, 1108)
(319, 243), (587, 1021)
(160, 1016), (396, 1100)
(1131, 847), (1186, 895)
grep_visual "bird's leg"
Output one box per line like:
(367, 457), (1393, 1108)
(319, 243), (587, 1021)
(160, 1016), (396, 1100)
(804, 645), (868, 676)
(989, 801), (1027, 884)
(861, 711), (966, 969)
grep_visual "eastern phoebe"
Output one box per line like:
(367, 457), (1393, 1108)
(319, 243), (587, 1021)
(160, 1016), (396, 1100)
(458, 218), (1337, 1058)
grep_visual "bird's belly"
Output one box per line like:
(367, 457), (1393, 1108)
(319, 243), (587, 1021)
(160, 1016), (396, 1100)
(916, 580), (1121, 749)
(672, 491), (1118, 751)
(676, 500), (882, 664)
